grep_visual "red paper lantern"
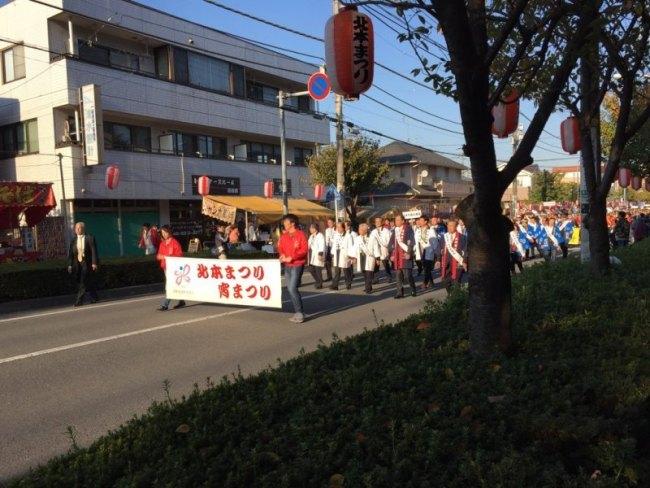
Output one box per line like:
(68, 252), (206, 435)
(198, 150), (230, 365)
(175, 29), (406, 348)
(325, 6), (374, 99)
(618, 168), (631, 188)
(105, 165), (120, 190)
(197, 175), (211, 196)
(560, 116), (582, 154)
(631, 175), (642, 191)
(314, 183), (325, 200)
(491, 90), (520, 138)
(263, 180), (274, 199)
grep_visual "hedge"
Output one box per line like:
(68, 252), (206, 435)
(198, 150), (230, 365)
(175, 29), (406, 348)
(9, 242), (650, 486)
(0, 251), (274, 302)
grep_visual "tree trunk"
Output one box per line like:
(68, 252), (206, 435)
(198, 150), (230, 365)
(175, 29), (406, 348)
(587, 197), (610, 273)
(458, 196), (513, 356)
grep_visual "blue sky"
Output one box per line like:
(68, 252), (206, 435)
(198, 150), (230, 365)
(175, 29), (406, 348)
(7, 0), (580, 169)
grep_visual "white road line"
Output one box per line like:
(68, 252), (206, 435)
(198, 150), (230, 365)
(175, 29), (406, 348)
(0, 289), (339, 365)
(0, 295), (163, 323)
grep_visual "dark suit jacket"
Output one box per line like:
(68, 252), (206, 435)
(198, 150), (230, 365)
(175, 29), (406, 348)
(68, 234), (99, 270)
(389, 225), (415, 269)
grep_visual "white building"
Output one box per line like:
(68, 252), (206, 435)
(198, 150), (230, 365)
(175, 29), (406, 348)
(498, 162), (538, 203)
(0, 0), (329, 256)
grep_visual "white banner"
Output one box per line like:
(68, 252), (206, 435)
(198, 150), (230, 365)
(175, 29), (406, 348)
(402, 209), (422, 219)
(165, 257), (282, 309)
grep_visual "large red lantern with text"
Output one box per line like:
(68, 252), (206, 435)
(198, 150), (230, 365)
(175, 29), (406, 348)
(618, 168), (631, 188)
(325, 6), (374, 99)
(491, 90), (520, 138)
(263, 180), (274, 199)
(105, 165), (120, 190)
(631, 175), (642, 191)
(197, 176), (211, 196)
(314, 183), (325, 200)
(560, 116), (582, 154)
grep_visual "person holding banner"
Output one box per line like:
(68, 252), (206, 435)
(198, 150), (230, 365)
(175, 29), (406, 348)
(157, 225), (185, 311)
(278, 214), (308, 324)
(307, 222), (325, 289)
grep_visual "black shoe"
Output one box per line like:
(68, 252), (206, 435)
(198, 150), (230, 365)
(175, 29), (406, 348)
(411, 291), (417, 297)
(73, 301), (83, 307)
(157, 306), (169, 311)
(394, 294), (404, 299)
(365, 289), (372, 294)
(315, 284), (323, 289)
(173, 301), (186, 309)
(90, 297), (99, 304)
(346, 284), (352, 290)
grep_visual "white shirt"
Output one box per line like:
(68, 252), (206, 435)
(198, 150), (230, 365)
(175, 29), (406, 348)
(324, 227), (335, 247)
(330, 231), (354, 268)
(76, 235), (85, 262)
(414, 226), (439, 261)
(370, 226), (391, 260)
(308, 232), (326, 266)
(352, 233), (380, 272)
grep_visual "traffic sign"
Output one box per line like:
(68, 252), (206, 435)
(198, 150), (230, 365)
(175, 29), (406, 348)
(307, 72), (331, 101)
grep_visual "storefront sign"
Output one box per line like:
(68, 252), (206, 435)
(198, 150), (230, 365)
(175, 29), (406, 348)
(191, 175), (240, 196)
(80, 84), (104, 166)
(202, 198), (236, 224)
(165, 257), (282, 309)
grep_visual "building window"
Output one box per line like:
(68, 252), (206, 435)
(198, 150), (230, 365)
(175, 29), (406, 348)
(104, 122), (151, 152)
(78, 40), (110, 66)
(445, 167), (450, 178)
(298, 96), (312, 112)
(399, 166), (406, 177)
(169, 132), (227, 158)
(273, 178), (292, 195)
(245, 141), (281, 163)
(154, 46), (170, 79)
(188, 52), (230, 93)
(231, 65), (245, 97)
(247, 81), (279, 105)
(109, 50), (140, 71)
(172, 47), (189, 84)
(293, 147), (313, 165)
(0, 119), (39, 158)
(2, 45), (26, 83)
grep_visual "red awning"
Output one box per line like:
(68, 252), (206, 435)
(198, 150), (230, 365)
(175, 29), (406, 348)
(0, 182), (57, 229)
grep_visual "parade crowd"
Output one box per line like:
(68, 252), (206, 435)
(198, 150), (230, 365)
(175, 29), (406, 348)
(66, 205), (649, 323)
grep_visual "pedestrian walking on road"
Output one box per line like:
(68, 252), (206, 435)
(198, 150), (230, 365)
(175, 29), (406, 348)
(307, 222), (325, 289)
(278, 214), (308, 323)
(441, 220), (467, 294)
(138, 223), (159, 255)
(391, 214), (417, 299)
(157, 225), (185, 311)
(67, 221), (99, 306)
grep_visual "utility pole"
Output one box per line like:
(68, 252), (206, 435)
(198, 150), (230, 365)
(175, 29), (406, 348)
(57, 153), (70, 247)
(333, 0), (345, 223)
(510, 125), (523, 217)
(278, 90), (289, 216)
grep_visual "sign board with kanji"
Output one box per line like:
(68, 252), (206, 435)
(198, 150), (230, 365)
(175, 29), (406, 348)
(191, 175), (240, 196)
(307, 72), (331, 101)
(402, 209), (422, 220)
(165, 257), (282, 309)
(202, 198), (237, 224)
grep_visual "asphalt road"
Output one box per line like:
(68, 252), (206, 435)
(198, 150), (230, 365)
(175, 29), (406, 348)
(0, 270), (447, 480)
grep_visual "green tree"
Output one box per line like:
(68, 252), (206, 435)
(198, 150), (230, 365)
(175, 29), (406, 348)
(529, 171), (578, 203)
(307, 137), (391, 225)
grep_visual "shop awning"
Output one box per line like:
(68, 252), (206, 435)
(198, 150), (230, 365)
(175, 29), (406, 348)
(0, 182), (56, 229)
(202, 195), (332, 224)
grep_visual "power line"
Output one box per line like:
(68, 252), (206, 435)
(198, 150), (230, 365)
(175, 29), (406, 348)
(521, 112), (561, 140)
(372, 85), (461, 125)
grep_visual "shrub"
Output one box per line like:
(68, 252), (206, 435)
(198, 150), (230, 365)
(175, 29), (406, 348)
(9, 242), (650, 487)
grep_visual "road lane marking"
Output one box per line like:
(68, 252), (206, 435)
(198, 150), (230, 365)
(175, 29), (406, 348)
(0, 295), (164, 323)
(0, 289), (339, 365)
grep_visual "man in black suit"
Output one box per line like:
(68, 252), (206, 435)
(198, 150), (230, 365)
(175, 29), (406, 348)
(67, 221), (99, 306)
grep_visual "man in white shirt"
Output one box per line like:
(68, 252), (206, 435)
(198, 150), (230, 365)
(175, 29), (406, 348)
(351, 223), (380, 293)
(324, 217), (335, 281)
(370, 217), (393, 283)
(67, 221), (99, 306)
(307, 222), (326, 289)
(330, 222), (354, 290)
(414, 215), (439, 289)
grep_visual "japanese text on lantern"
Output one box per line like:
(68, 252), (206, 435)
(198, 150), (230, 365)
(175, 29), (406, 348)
(353, 14), (370, 83)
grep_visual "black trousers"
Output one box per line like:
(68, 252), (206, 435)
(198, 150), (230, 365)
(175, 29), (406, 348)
(324, 247), (332, 280)
(363, 270), (374, 292)
(309, 265), (323, 288)
(395, 267), (416, 296)
(422, 259), (434, 286)
(442, 268), (465, 294)
(74, 263), (98, 304)
(510, 252), (524, 274)
(374, 258), (392, 279)
(559, 242), (568, 258)
(416, 259), (423, 275)
(331, 266), (352, 289)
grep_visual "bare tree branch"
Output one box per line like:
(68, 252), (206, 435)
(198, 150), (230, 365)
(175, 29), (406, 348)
(484, 0), (529, 67)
